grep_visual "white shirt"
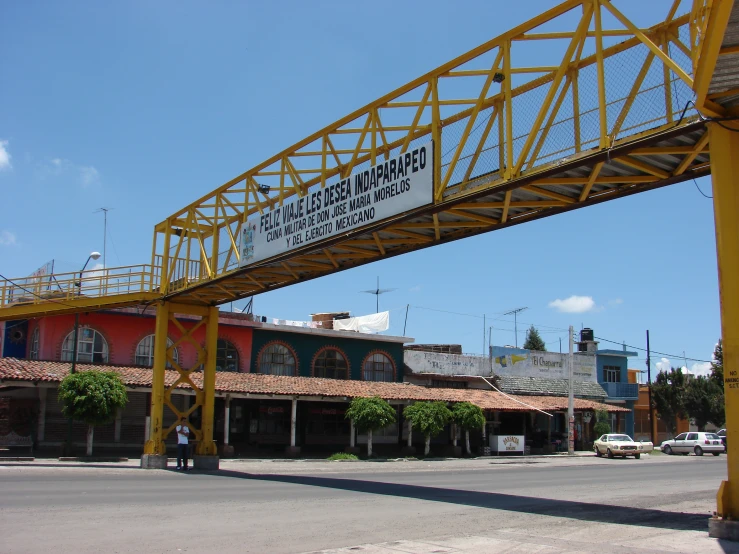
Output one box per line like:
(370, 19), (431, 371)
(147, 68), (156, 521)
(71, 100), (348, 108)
(176, 424), (189, 445)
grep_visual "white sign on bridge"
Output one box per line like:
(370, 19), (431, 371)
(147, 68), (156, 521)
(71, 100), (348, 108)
(240, 142), (434, 266)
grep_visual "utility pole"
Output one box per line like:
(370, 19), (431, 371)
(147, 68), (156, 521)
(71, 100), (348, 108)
(646, 330), (655, 445)
(483, 314), (486, 355)
(568, 325), (575, 455)
(94, 208), (111, 269)
(488, 326), (493, 372)
(504, 307), (528, 347)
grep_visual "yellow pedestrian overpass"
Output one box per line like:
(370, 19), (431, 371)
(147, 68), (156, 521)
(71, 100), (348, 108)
(1, 0), (738, 529)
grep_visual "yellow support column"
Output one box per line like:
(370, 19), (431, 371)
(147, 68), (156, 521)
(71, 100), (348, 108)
(194, 305), (219, 469)
(708, 121), (739, 539)
(141, 301), (170, 469)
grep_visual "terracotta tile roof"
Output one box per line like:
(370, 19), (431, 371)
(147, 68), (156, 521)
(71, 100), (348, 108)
(0, 358), (629, 413)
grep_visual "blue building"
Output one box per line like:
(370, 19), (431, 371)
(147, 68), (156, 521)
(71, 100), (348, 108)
(578, 328), (639, 438)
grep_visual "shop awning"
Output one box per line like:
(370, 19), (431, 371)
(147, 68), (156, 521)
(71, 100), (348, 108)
(0, 358), (629, 413)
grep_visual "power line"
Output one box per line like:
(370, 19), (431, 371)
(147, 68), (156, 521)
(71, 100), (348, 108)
(693, 178), (712, 199)
(593, 335), (712, 364)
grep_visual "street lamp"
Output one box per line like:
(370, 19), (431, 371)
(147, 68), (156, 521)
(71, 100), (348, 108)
(64, 251), (101, 457)
(70, 252), (101, 374)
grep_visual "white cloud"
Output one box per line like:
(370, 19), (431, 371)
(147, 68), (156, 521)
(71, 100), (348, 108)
(79, 165), (100, 186)
(41, 158), (100, 186)
(685, 362), (713, 377)
(409, 285), (421, 293)
(548, 295), (596, 313)
(655, 357), (672, 373)
(0, 140), (12, 170)
(0, 230), (16, 246)
(608, 298), (623, 306)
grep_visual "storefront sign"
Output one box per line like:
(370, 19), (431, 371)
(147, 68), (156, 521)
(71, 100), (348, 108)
(490, 435), (525, 453)
(259, 406), (285, 415)
(239, 142), (434, 266)
(404, 350), (492, 376)
(491, 346), (596, 382)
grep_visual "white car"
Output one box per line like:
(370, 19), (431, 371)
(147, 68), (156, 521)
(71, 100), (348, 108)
(594, 434), (653, 459)
(661, 432), (724, 456)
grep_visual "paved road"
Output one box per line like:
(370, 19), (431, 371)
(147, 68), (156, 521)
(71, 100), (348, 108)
(0, 455), (736, 553)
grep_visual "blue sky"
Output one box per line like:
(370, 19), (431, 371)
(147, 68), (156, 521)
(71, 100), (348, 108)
(0, 1), (720, 377)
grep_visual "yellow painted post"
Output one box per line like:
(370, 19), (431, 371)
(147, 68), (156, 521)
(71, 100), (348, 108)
(197, 305), (219, 456)
(709, 121), (739, 520)
(143, 301), (169, 456)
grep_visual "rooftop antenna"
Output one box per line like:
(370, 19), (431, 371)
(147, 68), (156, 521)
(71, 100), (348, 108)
(360, 276), (397, 313)
(503, 306), (528, 348)
(93, 207), (113, 269)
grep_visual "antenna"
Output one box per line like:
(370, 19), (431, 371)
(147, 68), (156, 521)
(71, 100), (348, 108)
(93, 207), (113, 269)
(360, 276), (397, 313)
(503, 306), (528, 348)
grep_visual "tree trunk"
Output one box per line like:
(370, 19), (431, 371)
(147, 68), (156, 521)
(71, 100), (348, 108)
(367, 428), (373, 458)
(425, 434), (431, 456)
(465, 430), (471, 455)
(86, 425), (94, 456)
(452, 424), (458, 447)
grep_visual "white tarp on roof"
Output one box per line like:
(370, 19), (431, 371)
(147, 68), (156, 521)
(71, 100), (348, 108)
(333, 311), (389, 333)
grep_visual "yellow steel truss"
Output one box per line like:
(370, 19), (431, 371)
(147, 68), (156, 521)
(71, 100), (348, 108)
(147, 0), (705, 306)
(143, 302), (218, 457)
(0, 0), (737, 515)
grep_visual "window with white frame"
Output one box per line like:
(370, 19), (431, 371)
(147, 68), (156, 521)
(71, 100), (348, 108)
(603, 365), (621, 383)
(29, 327), (40, 360)
(135, 335), (178, 368)
(61, 328), (109, 364)
(259, 343), (296, 376)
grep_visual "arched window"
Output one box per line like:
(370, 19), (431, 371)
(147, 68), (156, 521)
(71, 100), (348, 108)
(61, 328), (109, 364)
(135, 335), (178, 368)
(259, 342), (296, 376)
(313, 348), (348, 379)
(216, 339), (239, 372)
(29, 327), (40, 360)
(362, 352), (394, 382)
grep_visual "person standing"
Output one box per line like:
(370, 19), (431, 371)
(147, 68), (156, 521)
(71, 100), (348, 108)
(176, 416), (190, 471)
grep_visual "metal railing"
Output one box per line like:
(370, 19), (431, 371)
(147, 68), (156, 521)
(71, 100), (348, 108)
(0, 264), (160, 308)
(602, 382), (639, 400)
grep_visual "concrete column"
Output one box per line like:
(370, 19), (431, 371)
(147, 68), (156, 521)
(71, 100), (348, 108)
(222, 395), (234, 457)
(37, 388), (47, 442)
(144, 416), (150, 443)
(114, 408), (122, 442)
(286, 398), (300, 457)
(224, 396), (231, 446)
(290, 398), (297, 447)
(407, 422), (413, 447)
(350, 419), (355, 447)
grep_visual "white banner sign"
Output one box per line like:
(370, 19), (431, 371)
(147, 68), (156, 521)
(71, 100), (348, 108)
(492, 347), (596, 382)
(490, 435), (525, 453)
(404, 350), (492, 376)
(240, 142), (434, 266)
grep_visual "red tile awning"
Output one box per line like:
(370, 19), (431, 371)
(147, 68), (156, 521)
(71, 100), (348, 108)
(0, 358), (629, 413)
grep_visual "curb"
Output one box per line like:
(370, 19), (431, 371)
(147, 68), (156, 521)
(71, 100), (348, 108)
(58, 457), (130, 463)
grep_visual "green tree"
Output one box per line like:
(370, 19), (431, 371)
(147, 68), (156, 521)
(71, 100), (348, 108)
(452, 402), (485, 455)
(345, 396), (396, 457)
(593, 408), (610, 437)
(651, 368), (686, 437)
(58, 371), (128, 456)
(523, 325), (546, 351)
(711, 339), (724, 387)
(684, 376), (719, 431)
(404, 401), (453, 456)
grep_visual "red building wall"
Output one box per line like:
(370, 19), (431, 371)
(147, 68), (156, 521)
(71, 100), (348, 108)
(27, 309), (254, 372)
